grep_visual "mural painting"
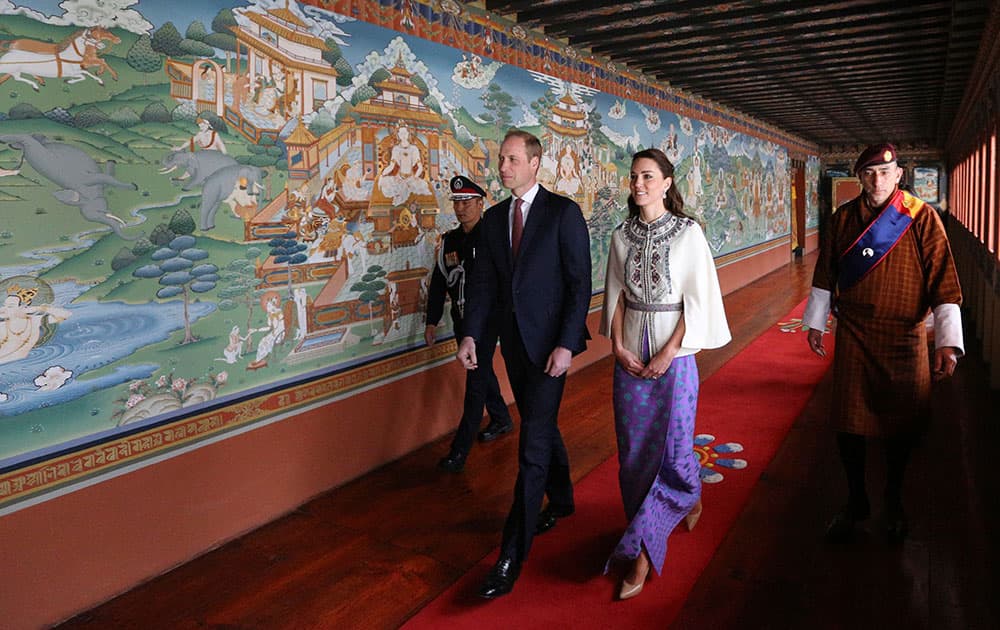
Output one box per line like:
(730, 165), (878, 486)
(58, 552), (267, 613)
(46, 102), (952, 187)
(913, 166), (939, 204)
(0, 0), (803, 502)
(805, 156), (820, 229)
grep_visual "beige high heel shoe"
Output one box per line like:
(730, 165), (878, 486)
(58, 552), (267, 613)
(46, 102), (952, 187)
(684, 499), (703, 531)
(619, 554), (650, 600)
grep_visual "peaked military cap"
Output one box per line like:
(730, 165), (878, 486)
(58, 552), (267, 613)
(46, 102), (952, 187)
(449, 175), (487, 200)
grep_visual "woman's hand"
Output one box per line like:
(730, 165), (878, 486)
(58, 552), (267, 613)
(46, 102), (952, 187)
(639, 346), (676, 380)
(613, 343), (645, 377)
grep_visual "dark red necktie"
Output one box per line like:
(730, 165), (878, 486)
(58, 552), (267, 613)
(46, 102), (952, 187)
(511, 198), (524, 258)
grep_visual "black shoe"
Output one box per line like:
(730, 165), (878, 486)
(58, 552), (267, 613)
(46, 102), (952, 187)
(478, 556), (520, 599)
(824, 504), (869, 544)
(535, 504), (575, 535)
(478, 420), (513, 442)
(437, 452), (466, 473)
(885, 503), (908, 544)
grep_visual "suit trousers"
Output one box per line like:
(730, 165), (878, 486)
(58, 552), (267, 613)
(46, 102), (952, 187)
(448, 329), (512, 457)
(498, 323), (574, 563)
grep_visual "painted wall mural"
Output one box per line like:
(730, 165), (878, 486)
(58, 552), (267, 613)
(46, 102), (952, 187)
(0, 0), (814, 504)
(805, 156), (820, 229)
(913, 166), (939, 204)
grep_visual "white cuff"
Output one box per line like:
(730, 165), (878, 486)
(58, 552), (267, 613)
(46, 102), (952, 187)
(932, 303), (964, 357)
(802, 287), (832, 332)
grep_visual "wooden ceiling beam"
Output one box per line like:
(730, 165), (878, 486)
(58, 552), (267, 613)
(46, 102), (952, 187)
(585, 8), (950, 53)
(538, 0), (883, 40)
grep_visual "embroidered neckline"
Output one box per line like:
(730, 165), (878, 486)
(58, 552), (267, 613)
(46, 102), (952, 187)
(621, 213), (692, 301)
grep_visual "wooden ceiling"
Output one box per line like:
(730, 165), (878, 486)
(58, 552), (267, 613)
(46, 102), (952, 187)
(481, 0), (993, 153)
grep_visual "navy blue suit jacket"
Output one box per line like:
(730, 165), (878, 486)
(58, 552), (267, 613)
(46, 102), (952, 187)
(464, 185), (592, 367)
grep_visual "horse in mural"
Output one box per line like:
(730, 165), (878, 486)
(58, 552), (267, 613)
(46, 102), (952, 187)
(0, 27), (120, 91)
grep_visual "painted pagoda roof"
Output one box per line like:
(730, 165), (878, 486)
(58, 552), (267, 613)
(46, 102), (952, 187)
(245, 10), (326, 50)
(285, 120), (319, 145)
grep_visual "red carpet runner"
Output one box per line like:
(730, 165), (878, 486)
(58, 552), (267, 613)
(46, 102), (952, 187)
(404, 301), (833, 629)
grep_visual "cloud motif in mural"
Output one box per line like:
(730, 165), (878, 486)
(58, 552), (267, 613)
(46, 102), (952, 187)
(4, 0), (154, 35)
(0, 1), (49, 22)
(452, 54), (502, 90)
(302, 2), (357, 26)
(600, 124), (640, 151)
(0, 392), (8, 403)
(527, 70), (598, 102)
(34, 366), (73, 392)
(515, 107), (540, 129)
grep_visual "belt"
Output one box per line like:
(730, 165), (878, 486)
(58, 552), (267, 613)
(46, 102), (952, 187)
(624, 298), (683, 313)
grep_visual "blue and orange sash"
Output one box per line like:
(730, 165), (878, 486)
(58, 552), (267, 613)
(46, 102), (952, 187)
(838, 189), (924, 290)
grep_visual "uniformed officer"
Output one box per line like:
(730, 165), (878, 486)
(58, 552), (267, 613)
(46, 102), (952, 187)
(425, 175), (514, 472)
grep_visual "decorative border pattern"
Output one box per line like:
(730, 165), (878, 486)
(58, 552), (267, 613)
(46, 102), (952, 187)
(0, 339), (456, 509)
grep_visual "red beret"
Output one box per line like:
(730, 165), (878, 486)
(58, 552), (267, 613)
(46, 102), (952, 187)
(449, 175), (486, 200)
(854, 143), (898, 173)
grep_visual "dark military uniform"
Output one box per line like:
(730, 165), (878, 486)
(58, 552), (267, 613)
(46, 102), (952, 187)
(427, 211), (512, 463)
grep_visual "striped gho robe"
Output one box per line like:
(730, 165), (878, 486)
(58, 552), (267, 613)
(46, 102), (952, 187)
(803, 189), (963, 437)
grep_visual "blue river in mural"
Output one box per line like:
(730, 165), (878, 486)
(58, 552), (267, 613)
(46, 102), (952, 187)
(0, 283), (215, 417)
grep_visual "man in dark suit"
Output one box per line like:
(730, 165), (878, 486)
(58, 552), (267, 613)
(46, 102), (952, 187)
(457, 129), (592, 598)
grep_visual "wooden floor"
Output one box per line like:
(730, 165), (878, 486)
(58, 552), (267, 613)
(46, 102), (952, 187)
(60, 252), (999, 629)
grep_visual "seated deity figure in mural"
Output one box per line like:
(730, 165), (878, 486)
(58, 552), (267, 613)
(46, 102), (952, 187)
(248, 291), (286, 370)
(175, 117), (227, 154)
(378, 126), (432, 205)
(0, 285), (71, 365)
(714, 168), (727, 208)
(555, 146), (582, 196)
(339, 162), (369, 201)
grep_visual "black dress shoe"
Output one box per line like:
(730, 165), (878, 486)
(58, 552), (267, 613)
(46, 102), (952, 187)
(535, 504), (575, 535)
(478, 420), (513, 442)
(885, 504), (908, 544)
(437, 453), (466, 473)
(478, 556), (520, 599)
(824, 503), (869, 544)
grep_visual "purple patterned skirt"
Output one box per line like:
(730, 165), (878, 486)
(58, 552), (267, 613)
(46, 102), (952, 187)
(605, 353), (701, 575)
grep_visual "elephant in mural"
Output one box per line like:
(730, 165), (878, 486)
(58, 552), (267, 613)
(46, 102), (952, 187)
(160, 149), (238, 191)
(199, 164), (266, 231)
(0, 133), (138, 239)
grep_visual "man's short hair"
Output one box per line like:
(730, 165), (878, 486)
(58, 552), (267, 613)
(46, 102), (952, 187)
(502, 129), (542, 161)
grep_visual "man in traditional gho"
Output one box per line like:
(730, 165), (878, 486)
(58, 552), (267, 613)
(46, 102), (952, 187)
(803, 143), (963, 544)
(425, 176), (513, 473)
